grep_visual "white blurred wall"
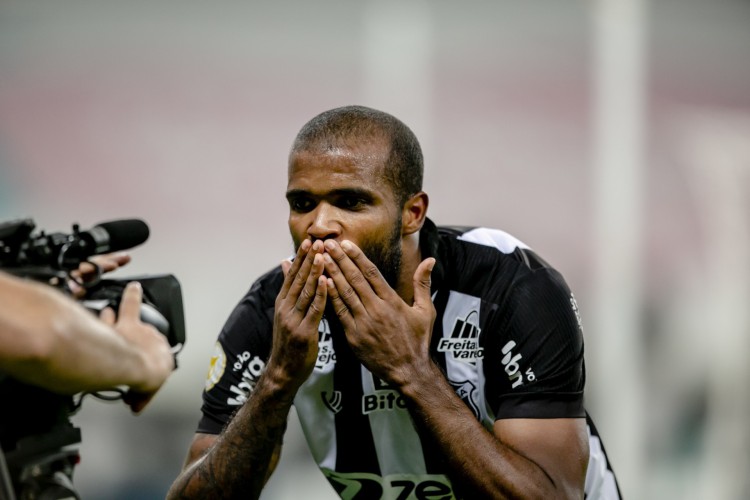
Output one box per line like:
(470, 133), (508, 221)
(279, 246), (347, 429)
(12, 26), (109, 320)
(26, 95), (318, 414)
(1, 1), (749, 498)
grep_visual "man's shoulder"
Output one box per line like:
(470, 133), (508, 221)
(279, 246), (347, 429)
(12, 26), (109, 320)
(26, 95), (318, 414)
(434, 223), (550, 270)
(430, 221), (566, 300)
(437, 224), (531, 255)
(239, 264), (285, 304)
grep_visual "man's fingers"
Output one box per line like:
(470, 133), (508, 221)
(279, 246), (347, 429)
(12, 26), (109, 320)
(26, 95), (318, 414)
(295, 253), (325, 312)
(279, 239), (311, 298)
(73, 252), (132, 282)
(413, 257), (436, 309)
(124, 390), (155, 414)
(324, 239), (391, 299)
(99, 306), (116, 325)
(118, 282), (143, 320)
(323, 252), (366, 315)
(281, 259), (292, 277)
(90, 251), (132, 273)
(326, 277), (356, 331)
(304, 275), (328, 325)
(288, 240), (323, 299)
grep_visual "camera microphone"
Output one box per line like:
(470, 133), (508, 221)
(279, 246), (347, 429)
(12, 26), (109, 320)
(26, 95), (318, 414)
(81, 219), (150, 255)
(62, 219), (150, 264)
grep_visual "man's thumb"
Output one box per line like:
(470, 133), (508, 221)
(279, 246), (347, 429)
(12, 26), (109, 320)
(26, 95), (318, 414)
(412, 257), (435, 307)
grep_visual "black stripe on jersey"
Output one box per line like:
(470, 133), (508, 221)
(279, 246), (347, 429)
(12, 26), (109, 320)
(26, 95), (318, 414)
(421, 287), (450, 475)
(495, 392), (584, 418)
(329, 316), (381, 475)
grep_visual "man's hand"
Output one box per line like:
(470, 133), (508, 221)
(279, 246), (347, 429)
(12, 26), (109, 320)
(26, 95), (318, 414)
(68, 251), (132, 298)
(322, 239), (436, 387)
(99, 281), (174, 413)
(270, 239), (328, 388)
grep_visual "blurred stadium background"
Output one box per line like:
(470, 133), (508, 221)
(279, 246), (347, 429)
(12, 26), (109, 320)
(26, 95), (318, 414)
(1, 1), (749, 498)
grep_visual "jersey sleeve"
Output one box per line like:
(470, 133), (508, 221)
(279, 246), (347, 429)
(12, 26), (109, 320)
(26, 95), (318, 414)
(197, 268), (283, 434)
(483, 267), (586, 420)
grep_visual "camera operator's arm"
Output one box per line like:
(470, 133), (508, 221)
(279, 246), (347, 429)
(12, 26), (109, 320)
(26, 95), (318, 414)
(0, 271), (174, 411)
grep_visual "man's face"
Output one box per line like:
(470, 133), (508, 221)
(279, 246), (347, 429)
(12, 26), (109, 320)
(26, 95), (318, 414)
(286, 140), (404, 286)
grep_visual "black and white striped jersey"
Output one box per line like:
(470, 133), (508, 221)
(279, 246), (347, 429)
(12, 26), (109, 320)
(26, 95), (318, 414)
(199, 218), (621, 499)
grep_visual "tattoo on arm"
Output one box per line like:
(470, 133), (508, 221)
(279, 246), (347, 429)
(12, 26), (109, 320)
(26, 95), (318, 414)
(168, 373), (295, 500)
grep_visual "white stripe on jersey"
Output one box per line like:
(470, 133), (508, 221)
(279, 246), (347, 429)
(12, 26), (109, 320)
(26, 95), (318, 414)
(458, 227), (530, 254)
(361, 366), (427, 476)
(584, 424), (621, 500)
(295, 320), (338, 471)
(440, 291), (495, 429)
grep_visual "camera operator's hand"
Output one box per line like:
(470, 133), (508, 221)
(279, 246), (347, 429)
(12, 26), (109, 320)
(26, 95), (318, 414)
(99, 281), (175, 413)
(1, 271), (174, 401)
(68, 251), (132, 299)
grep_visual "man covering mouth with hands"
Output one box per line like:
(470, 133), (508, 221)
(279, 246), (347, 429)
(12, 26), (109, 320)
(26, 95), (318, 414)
(168, 105), (621, 500)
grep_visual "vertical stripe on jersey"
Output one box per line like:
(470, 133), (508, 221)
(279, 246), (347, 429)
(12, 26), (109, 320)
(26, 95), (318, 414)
(331, 320), (381, 474)
(294, 318), (338, 471)
(361, 366), (428, 476)
(440, 291), (494, 429)
(584, 423), (622, 500)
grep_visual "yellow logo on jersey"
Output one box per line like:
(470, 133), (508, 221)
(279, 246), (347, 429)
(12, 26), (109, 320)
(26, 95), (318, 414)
(205, 341), (227, 392)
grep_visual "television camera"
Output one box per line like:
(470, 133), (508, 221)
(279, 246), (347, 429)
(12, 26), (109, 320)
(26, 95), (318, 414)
(0, 217), (185, 500)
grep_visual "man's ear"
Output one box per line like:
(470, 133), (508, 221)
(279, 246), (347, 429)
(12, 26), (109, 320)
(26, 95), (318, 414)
(402, 191), (429, 236)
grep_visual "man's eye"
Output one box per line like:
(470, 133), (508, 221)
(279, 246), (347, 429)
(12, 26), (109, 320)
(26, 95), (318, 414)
(290, 199), (314, 212)
(339, 197), (366, 210)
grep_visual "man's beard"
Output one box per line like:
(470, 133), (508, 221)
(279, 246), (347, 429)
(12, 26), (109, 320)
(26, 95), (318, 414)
(359, 217), (403, 289)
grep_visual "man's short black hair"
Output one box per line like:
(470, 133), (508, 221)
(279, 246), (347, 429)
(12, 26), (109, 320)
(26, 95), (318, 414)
(290, 105), (424, 207)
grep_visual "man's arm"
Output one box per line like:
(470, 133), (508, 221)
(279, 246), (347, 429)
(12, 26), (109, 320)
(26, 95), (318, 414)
(167, 239), (328, 500)
(323, 239), (588, 499)
(166, 376), (291, 499)
(0, 271), (173, 410)
(400, 361), (588, 498)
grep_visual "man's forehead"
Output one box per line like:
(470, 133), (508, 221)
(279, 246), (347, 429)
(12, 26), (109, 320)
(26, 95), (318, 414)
(286, 144), (397, 202)
(294, 134), (389, 159)
(289, 142), (388, 176)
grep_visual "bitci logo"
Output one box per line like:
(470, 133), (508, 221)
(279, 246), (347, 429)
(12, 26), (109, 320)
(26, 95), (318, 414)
(361, 378), (406, 414)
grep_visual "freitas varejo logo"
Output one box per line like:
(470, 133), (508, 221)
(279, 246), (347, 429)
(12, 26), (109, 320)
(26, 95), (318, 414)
(438, 310), (483, 362)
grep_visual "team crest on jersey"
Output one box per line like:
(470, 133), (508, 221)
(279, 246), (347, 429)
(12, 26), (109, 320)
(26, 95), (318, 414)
(316, 318), (336, 370)
(321, 391), (343, 414)
(449, 379), (481, 419)
(204, 341), (226, 391)
(439, 307), (484, 364)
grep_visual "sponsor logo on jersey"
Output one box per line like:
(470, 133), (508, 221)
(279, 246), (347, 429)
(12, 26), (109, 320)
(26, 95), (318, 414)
(226, 353), (266, 406)
(449, 379), (480, 419)
(438, 310), (484, 363)
(321, 390), (343, 414)
(362, 377), (406, 414)
(501, 340), (535, 389)
(316, 318), (336, 369)
(324, 470), (455, 500)
(204, 341), (226, 391)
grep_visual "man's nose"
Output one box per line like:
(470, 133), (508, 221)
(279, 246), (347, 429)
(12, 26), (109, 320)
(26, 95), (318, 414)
(308, 203), (340, 241)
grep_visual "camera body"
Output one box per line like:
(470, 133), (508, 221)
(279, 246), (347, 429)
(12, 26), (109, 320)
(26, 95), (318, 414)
(0, 218), (185, 499)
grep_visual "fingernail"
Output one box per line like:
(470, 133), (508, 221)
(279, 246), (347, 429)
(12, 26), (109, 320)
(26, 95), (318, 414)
(324, 240), (335, 251)
(341, 240), (352, 252)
